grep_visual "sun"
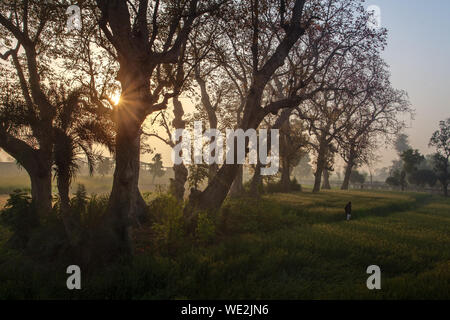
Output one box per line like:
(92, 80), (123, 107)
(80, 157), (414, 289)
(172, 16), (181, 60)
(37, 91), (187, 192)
(111, 92), (121, 106)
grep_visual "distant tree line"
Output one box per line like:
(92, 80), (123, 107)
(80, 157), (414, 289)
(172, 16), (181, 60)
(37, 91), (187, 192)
(386, 120), (449, 196)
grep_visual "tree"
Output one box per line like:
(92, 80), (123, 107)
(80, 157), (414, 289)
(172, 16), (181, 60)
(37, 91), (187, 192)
(429, 118), (450, 196)
(97, 157), (114, 176)
(279, 118), (308, 192)
(301, 52), (396, 193)
(338, 58), (411, 190)
(386, 149), (425, 191)
(374, 167), (390, 182)
(148, 153), (165, 183)
(188, 163), (209, 191)
(0, 1), (66, 217)
(349, 169), (366, 186)
(52, 87), (114, 241)
(394, 133), (411, 155)
(249, 108), (293, 197)
(185, 0), (388, 219)
(409, 169), (437, 188)
(401, 149), (425, 175)
(432, 153), (449, 197)
(184, 0), (313, 216)
(0, 2), (116, 246)
(386, 169), (407, 191)
(86, 0), (224, 256)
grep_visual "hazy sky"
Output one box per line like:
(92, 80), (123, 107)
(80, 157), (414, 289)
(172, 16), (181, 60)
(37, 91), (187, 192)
(372, 0), (450, 167)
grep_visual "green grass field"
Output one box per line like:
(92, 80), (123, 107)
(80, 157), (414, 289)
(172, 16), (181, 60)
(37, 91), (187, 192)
(0, 189), (449, 299)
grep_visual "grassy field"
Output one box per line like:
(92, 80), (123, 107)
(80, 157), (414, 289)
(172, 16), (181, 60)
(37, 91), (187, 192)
(0, 189), (449, 299)
(0, 173), (171, 209)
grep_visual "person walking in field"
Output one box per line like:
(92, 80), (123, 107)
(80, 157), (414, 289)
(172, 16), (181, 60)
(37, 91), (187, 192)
(345, 201), (352, 220)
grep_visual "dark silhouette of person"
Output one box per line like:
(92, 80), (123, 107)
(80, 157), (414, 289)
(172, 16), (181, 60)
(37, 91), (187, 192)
(345, 201), (352, 220)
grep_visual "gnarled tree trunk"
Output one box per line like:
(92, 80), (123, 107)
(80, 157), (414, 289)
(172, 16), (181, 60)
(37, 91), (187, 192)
(104, 61), (149, 258)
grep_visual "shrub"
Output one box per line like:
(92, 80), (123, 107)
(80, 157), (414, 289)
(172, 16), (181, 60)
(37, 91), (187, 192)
(82, 194), (109, 231)
(0, 190), (37, 248)
(266, 181), (283, 193)
(290, 177), (302, 191)
(243, 179), (265, 195)
(150, 194), (185, 252)
(195, 211), (216, 245)
(265, 178), (302, 193)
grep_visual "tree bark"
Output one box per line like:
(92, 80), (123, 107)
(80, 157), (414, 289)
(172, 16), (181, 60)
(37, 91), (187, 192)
(280, 158), (291, 192)
(106, 123), (142, 257)
(322, 168), (331, 189)
(0, 132), (52, 216)
(341, 161), (354, 190)
(208, 163), (219, 183)
(312, 141), (327, 193)
(170, 97), (188, 202)
(172, 163), (188, 201)
(105, 61), (147, 256)
(29, 169), (52, 215)
(184, 163), (239, 229)
(229, 165), (244, 197)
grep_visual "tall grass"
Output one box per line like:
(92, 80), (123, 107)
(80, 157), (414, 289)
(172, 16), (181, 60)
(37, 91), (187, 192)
(0, 189), (448, 299)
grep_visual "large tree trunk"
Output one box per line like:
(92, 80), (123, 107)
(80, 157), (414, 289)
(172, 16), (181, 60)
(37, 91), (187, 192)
(0, 135), (52, 248)
(106, 114), (143, 257)
(103, 57), (153, 258)
(280, 158), (291, 192)
(184, 163), (239, 228)
(105, 64), (147, 256)
(322, 168), (331, 189)
(208, 163), (219, 183)
(184, 103), (258, 225)
(312, 168), (323, 193)
(171, 163), (188, 201)
(29, 168), (52, 217)
(312, 141), (327, 193)
(0, 133), (53, 216)
(341, 161), (354, 190)
(229, 165), (244, 197)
